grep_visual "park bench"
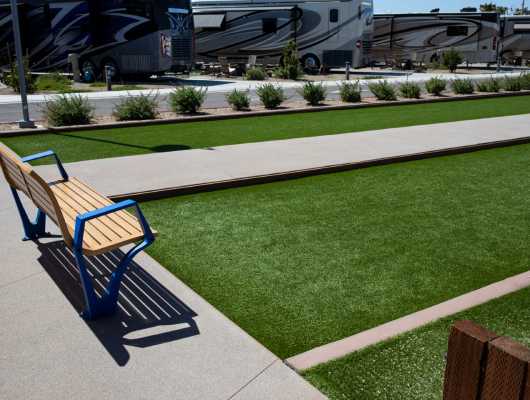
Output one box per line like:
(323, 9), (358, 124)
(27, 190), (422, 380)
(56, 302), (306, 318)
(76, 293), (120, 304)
(0, 144), (156, 320)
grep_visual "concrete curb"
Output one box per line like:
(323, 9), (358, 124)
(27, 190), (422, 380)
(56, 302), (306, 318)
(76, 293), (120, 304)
(285, 270), (530, 371)
(2, 91), (529, 138)
(108, 135), (530, 202)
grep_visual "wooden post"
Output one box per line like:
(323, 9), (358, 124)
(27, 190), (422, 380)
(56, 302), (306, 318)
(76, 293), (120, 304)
(443, 320), (498, 400)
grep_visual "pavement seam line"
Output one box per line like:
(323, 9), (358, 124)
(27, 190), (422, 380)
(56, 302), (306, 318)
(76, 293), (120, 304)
(225, 359), (278, 400)
(0, 270), (45, 291)
(285, 269), (530, 371)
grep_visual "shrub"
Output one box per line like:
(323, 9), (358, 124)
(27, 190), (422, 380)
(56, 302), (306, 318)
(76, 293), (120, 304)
(425, 77), (447, 96)
(3, 58), (35, 93)
(226, 89), (250, 111)
(35, 72), (71, 92)
(113, 92), (159, 121)
(442, 48), (463, 73)
(504, 76), (522, 92)
(368, 80), (397, 101)
(245, 67), (267, 81)
(451, 78), (474, 95)
(520, 73), (530, 90)
(169, 86), (207, 114)
(298, 81), (326, 106)
(338, 81), (361, 103)
(42, 94), (93, 126)
(256, 83), (286, 109)
(476, 78), (501, 93)
(399, 82), (422, 99)
(277, 40), (303, 80)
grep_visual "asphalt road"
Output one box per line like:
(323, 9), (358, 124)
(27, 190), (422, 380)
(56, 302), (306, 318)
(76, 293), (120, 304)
(0, 83), (368, 124)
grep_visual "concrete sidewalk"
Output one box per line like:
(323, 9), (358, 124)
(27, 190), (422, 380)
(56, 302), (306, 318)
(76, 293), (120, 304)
(34, 114), (530, 199)
(0, 184), (326, 399)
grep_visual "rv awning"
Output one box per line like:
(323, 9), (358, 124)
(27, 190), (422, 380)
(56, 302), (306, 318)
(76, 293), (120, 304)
(514, 24), (530, 32)
(194, 13), (226, 28)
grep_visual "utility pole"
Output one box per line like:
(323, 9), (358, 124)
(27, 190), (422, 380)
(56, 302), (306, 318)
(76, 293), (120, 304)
(10, 0), (35, 128)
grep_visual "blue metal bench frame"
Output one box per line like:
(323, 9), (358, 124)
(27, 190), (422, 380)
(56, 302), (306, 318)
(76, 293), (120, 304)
(11, 150), (155, 320)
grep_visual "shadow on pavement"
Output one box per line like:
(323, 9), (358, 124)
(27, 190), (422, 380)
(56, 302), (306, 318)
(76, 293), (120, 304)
(36, 240), (199, 366)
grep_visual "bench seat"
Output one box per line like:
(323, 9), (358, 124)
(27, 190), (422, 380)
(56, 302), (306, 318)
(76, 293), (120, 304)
(50, 178), (156, 256)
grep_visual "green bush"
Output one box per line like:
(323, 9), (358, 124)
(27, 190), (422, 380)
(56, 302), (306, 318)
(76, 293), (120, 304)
(3, 58), (35, 93)
(169, 86), (207, 114)
(476, 78), (501, 93)
(245, 67), (267, 81)
(504, 76), (522, 92)
(451, 78), (474, 95)
(338, 81), (361, 103)
(425, 77), (447, 96)
(399, 82), (422, 99)
(368, 80), (397, 101)
(520, 73), (530, 90)
(113, 92), (159, 121)
(256, 83), (286, 109)
(442, 48), (463, 73)
(35, 72), (71, 92)
(226, 89), (250, 111)
(276, 40), (303, 80)
(298, 81), (327, 106)
(42, 94), (93, 126)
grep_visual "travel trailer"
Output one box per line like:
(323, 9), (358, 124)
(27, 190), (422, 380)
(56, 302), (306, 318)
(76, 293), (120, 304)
(192, 0), (373, 69)
(501, 15), (530, 65)
(371, 12), (501, 65)
(0, 0), (194, 77)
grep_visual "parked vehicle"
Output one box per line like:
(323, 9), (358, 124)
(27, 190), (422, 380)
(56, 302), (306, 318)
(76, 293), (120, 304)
(501, 15), (530, 65)
(370, 12), (501, 65)
(192, 0), (372, 69)
(0, 0), (193, 78)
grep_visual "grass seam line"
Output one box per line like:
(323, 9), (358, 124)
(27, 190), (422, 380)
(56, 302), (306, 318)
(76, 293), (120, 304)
(285, 270), (530, 371)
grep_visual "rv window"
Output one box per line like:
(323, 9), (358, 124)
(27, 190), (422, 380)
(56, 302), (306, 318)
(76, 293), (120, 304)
(262, 18), (277, 34)
(447, 26), (469, 36)
(329, 9), (338, 23)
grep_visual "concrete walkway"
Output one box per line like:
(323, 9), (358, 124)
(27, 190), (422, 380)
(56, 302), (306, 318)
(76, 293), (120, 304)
(0, 185), (326, 399)
(34, 114), (530, 199)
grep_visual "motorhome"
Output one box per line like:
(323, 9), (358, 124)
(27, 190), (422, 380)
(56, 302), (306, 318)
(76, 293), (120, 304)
(371, 12), (501, 65)
(0, 0), (194, 77)
(192, 0), (373, 69)
(501, 15), (530, 65)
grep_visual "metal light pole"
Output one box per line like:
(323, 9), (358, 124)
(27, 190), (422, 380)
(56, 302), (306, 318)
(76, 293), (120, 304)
(10, 0), (35, 128)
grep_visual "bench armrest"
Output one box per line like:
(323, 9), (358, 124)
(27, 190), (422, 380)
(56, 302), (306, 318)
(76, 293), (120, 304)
(73, 199), (155, 251)
(22, 150), (69, 181)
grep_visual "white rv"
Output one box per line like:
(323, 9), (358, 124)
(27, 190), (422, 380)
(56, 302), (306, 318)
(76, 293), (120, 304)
(371, 12), (501, 65)
(501, 15), (530, 65)
(192, 0), (373, 69)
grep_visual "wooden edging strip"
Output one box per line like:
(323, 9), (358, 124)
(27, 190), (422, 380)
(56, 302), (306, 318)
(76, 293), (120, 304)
(108, 135), (530, 203)
(1, 91), (529, 138)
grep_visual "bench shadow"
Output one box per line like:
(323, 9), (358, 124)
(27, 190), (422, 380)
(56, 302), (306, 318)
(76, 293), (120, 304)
(36, 240), (199, 366)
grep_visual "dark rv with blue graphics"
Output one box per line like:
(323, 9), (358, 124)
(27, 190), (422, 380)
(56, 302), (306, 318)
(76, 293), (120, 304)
(0, 0), (193, 76)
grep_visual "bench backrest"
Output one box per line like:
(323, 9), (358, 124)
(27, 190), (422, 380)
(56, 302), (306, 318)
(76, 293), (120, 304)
(0, 145), (70, 243)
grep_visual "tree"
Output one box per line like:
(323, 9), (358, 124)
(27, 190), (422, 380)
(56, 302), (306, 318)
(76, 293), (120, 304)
(480, 3), (509, 13)
(430, 8), (440, 13)
(442, 48), (463, 73)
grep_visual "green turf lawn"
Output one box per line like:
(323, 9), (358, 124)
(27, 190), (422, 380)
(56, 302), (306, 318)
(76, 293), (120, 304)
(2, 95), (530, 164)
(303, 287), (530, 400)
(141, 144), (530, 359)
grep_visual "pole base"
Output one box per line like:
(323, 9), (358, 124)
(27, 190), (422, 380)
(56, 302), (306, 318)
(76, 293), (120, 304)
(18, 120), (36, 129)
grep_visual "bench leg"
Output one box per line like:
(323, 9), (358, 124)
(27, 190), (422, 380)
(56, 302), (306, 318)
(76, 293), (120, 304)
(11, 188), (47, 240)
(74, 238), (153, 320)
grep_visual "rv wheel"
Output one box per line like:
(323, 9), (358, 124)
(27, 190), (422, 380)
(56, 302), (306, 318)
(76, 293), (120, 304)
(301, 54), (320, 72)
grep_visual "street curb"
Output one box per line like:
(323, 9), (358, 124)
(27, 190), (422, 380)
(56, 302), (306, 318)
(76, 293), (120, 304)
(1, 91), (529, 138)
(108, 135), (530, 202)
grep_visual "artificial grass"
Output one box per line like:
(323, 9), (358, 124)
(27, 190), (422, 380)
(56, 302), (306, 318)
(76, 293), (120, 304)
(2, 95), (530, 164)
(304, 287), (530, 400)
(142, 144), (530, 359)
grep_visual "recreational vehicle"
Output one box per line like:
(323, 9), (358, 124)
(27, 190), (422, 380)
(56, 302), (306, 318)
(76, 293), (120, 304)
(0, 0), (194, 77)
(501, 15), (530, 65)
(371, 12), (501, 65)
(192, 0), (373, 69)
